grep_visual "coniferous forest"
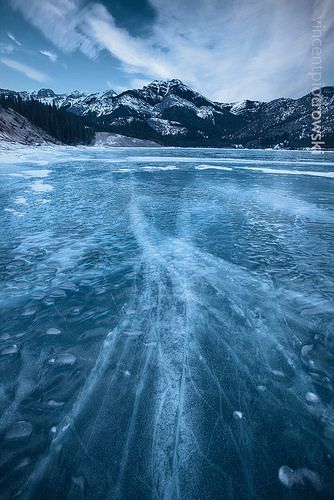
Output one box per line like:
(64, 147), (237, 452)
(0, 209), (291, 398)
(0, 94), (94, 145)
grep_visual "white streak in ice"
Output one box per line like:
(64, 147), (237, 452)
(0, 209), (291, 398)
(236, 167), (334, 178)
(195, 165), (233, 171)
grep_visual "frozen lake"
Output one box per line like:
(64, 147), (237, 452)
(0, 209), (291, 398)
(1, 145), (334, 499)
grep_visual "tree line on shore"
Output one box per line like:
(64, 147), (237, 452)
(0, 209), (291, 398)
(0, 94), (94, 145)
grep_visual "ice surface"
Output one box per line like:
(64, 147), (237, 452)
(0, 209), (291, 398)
(0, 145), (334, 499)
(5, 421), (33, 440)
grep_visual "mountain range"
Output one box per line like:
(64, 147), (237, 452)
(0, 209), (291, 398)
(1, 79), (334, 148)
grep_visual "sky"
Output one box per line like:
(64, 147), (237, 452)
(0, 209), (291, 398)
(0, 0), (334, 102)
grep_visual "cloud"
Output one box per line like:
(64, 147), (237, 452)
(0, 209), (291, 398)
(130, 78), (152, 89)
(0, 43), (14, 55)
(110, 83), (127, 94)
(106, 80), (119, 91)
(146, 0), (333, 101)
(7, 32), (21, 46)
(1, 57), (48, 82)
(85, 4), (174, 78)
(40, 50), (58, 62)
(9, 0), (334, 101)
(10, 0), (99, 58)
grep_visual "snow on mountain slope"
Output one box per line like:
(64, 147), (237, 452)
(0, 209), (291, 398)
(60, 90), (118, 117)
(20, 88), (118, 118)
(94, 132), (160, 147)
(0, 106), (58, 145)
(154, 94), (198, 114)
(230, 99), (262, 115)
(226, 87), (334, 148)
(143, 79), (184, 98)
(147, 117), (188, 136)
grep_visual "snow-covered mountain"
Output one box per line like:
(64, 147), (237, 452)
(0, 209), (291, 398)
(1, 80), (334, 148)
(0, 87), (117, 118)
(220, 87), (334, 148)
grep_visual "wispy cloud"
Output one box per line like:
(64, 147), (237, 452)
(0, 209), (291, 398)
(7, 32), (21, 46)
(10, 0), (99, 58)
(0, 43), (14, 55)
(9, 0), (334, 101)
(130, 78), (152, 90)
(40, 50), (58, 62)
(1, 57), (48, 82)
(106, 80), (116, 90)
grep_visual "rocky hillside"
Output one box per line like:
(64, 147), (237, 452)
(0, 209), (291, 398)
(1, 81), (333, 148)
(0, 105), (58, 145)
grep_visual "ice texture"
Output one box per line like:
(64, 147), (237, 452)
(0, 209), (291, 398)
(0, 145), (334, 499)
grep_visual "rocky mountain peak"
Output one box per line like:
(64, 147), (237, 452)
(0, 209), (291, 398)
(36, 88), (56, 98)
(68, 90), (87, 99)
(142, 79), (188, 97)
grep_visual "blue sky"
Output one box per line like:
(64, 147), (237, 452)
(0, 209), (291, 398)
(1, 0), (333, 101)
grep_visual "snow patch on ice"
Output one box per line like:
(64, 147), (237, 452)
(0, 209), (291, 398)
(25, 169), (51, 177)
(141, 165), (178, 171)
(237, 166), (334, 178)
(14, 196), (27, 205)
(195, 165), (233, 171)
(31, 181), (53, 192)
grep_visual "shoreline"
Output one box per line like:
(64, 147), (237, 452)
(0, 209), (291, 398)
(0, 140), (333, 153)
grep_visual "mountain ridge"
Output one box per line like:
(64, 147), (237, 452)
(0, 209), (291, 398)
(1, 80), (333, 148)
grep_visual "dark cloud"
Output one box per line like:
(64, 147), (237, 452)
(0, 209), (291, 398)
(95, 0), (157, 36)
